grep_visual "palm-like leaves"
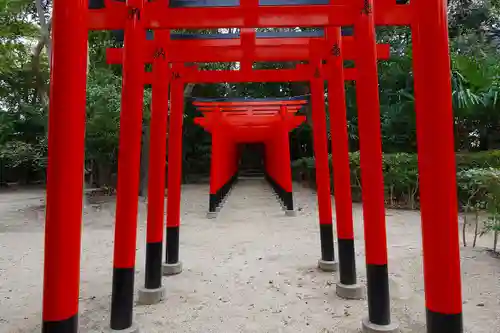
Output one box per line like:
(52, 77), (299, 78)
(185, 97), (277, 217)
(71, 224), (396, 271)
(452, 70), (482, 110)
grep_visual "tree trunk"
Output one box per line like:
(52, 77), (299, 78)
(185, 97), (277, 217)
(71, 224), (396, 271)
(35, 0), (52, 60)
(88, 159), (94, 188)
(462, 210), (467, 247)
(82, 170), (88, 208)
(493, 231), (498, 252)
(473, 210), (479, 248)
(96, 162), (112, 187)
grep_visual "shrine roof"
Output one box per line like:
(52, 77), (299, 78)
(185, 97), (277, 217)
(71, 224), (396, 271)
(192, 97), (309, 113)
(192, 96), (309, 104)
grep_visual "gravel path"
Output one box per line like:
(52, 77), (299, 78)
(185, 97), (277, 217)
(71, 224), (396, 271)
(0, 180), (499, 332)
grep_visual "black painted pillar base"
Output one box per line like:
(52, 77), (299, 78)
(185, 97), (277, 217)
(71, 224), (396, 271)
(144, 242), (162, 289)
(165, 226), (179, 264)
(209, 194), (218, 213)
(110, 267), (135, 331)
(42, 315), (78, 333)
(138, 241), (165, 305)
(163, 226), (182, 276)
(426, 309), (463, 333)
(362, 264), (399, 332)
(338, 238), (357, 285)
(336, 238), (364, 299)
(318, 223), (338, 272)
(208, 173), (238, 215)
(319, 223), (336, 261)
(264, 173), (294, 213)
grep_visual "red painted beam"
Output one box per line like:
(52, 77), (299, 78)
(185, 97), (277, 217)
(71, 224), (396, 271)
(203, 113), (285, 120)
(143, 66), (357, 83)
(193, 100), (307, 106)
(197, 109), (302, 115)
(89, 2), (413, 30)
(105, 39), (390, 64)
(194, 115), (306, 136)
(199, 112), (301, 116)
(196, 106), (302, 111)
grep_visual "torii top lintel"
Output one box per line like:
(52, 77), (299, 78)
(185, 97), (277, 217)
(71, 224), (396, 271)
(106, 34), (390, 64)
(88, 0), (412, 30)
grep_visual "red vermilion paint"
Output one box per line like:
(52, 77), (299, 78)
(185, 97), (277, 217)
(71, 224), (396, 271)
(146, 30), (169, 245)
(89, 2), (413, 30)
(105, 37), (391, 64)
(112, 3), (145, 269)
(310, 58), (333, 226)
(166, 71), (184, 229)
(194, 101), (305, 197)
(355, 5), (389, 266)
(279, 105), (293, 193)
(413, 0), (463, 316)
(327, 27), (355, 240)
(42, 0), (88, 322)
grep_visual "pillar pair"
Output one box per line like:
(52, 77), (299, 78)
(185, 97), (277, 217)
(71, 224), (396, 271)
(208, 110), (239, 218)
(137, 30), (177, 306)
(110, 17), (183, 333)
(265, 105), (295, 216)
(348, 1), (463, 332)
(314, 1), (463, 332)
(43, 5), (184, 331)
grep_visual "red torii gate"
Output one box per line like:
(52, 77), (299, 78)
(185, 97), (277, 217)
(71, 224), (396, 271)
(44, 1), (462, 333)
(193, 99), (307, 217)
(105, 32), (391, 63)
(105, 31), (392, 83)
(104, 27), (394, 326)
(86, 0), (413, 29)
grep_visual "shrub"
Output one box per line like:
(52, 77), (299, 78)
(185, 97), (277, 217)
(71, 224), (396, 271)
(456, 168), (500, 209)
(292, 150), (500, 210)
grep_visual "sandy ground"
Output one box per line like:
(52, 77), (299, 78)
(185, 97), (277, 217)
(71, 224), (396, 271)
(0, 179), (499, 333)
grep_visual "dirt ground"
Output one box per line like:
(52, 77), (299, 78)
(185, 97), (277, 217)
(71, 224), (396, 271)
(0, 179), (499, 333)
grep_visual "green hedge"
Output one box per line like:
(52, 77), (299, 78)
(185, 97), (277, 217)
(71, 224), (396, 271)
(291, 150), (500, 209)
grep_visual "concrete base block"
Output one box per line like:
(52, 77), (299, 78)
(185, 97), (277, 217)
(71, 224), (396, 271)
(362, 317), (399, 333)
(137, 286), (165, 305)
(336, 283), (365, 300)
(318, 259), (338, 272)
(206, 211), (218, 219)
(285, 210), (297, 217)
(109, 323), (140, 333)
(162, 261), (183, 276)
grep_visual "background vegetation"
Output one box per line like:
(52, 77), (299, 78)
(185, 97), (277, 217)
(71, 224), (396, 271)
(1, 1), (500, 248)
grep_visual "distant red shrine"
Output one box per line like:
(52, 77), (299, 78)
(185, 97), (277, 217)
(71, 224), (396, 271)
(193, 99), (307, 213)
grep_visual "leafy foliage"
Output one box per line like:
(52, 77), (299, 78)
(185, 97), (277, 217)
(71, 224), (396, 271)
(0, 1), (499, 195)
(292, 150), (500, 209)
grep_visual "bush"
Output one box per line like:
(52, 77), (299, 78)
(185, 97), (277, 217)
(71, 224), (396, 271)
(292, 150), (500, 209)
(0, 139), (47, 184)
(456, 168), (500, 209)
(456, 150), (500, 171)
